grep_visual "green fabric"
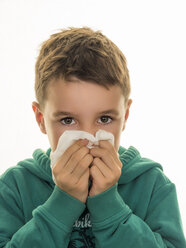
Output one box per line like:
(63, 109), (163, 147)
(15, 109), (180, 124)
(0, 146), (185, 247)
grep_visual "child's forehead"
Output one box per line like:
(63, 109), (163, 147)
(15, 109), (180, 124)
(44, 78), (126, 114)
(48, 77), (124, 96)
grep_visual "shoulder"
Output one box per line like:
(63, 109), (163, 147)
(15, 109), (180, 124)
(0, 158), (35, 187)
(119, 146), (172, 188)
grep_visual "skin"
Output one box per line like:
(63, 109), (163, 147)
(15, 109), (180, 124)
(32, 77), (132, 203)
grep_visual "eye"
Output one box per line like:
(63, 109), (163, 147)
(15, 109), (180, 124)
(60, 117), (75, 125)
(98, 116), (113, 124)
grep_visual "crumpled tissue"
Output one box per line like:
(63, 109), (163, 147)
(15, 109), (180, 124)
(50, 129), (114, 168)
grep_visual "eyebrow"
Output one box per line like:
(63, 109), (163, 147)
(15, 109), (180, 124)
(53, 109), (120, 117)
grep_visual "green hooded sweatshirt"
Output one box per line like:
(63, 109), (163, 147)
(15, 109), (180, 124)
(0, 146), (185, 247)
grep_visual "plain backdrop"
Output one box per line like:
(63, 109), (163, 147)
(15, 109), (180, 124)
(0, 0), (185, 232)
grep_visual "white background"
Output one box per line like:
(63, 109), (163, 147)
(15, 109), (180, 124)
(0, 0), (185, 233)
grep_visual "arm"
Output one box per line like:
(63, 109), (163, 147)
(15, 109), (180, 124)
(88, 141), (186, 247)
(0, 139), (92, 247)
(0, 180), (85, 248)
(87, 183), (186, 248)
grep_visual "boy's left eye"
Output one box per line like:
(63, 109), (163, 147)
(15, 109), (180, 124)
(98, 116), (113, 124)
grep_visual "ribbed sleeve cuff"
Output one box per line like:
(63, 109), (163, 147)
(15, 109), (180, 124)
(38, 186), (86, 230)
(87, 184), (131, 225)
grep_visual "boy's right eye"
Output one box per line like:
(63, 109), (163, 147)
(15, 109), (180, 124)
(60, 117), (75, 125)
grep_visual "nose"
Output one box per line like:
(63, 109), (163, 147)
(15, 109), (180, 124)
(80, 125), (98, 137)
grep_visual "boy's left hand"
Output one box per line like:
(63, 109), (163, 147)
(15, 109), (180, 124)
(89, 140), (122, 197)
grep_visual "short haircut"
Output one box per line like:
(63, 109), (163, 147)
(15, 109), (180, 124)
(35, 27), (131, 109)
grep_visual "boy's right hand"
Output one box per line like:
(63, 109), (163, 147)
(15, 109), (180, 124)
(52, 139), (93, 203)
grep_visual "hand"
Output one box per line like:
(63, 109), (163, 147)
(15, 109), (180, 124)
(52, 139), (93, 203)
(89, 140), (122, 197)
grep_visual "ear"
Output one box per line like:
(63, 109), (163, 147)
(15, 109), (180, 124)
(32, 101), (47, 134)
(122, 99), (132, 131)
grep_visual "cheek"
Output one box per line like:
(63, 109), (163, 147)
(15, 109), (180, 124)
(112, 126), (123, 151)
(114, 133), (122, 151)
(44, 120), (64, 151)
(51, 134), (61, 152)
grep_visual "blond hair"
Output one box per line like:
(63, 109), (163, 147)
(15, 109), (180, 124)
(35, 27), (131, 109)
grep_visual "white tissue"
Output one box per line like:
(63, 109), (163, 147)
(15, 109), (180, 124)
(50, 129), (114, 168)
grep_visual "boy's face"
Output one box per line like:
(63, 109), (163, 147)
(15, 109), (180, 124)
(33, 77), (132, 152)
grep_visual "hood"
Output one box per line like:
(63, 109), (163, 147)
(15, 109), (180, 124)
(18, 146), (162, 185)
(118, 146), (163, 184)
(18, 148), (54, 186)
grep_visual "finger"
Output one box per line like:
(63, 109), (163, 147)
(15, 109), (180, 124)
(55, 139), (89, 169)
(72, 154), (93, 181)
(64, 146), (90, 173)
(77, 168), (90, 190)
(90, 141), (122, 169)
(99, 140), (117, 159)
(90, 147), (120, 171)
(99, 140), (121, 163)
(92, 157), (111, 178)
(53, 139), (89, 176)
(90, 164), (104, 182)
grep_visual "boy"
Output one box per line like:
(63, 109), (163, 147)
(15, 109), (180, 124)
(0, 27), (185, 247)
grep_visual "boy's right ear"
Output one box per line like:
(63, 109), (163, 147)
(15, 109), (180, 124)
(32, 102), (47, 134)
